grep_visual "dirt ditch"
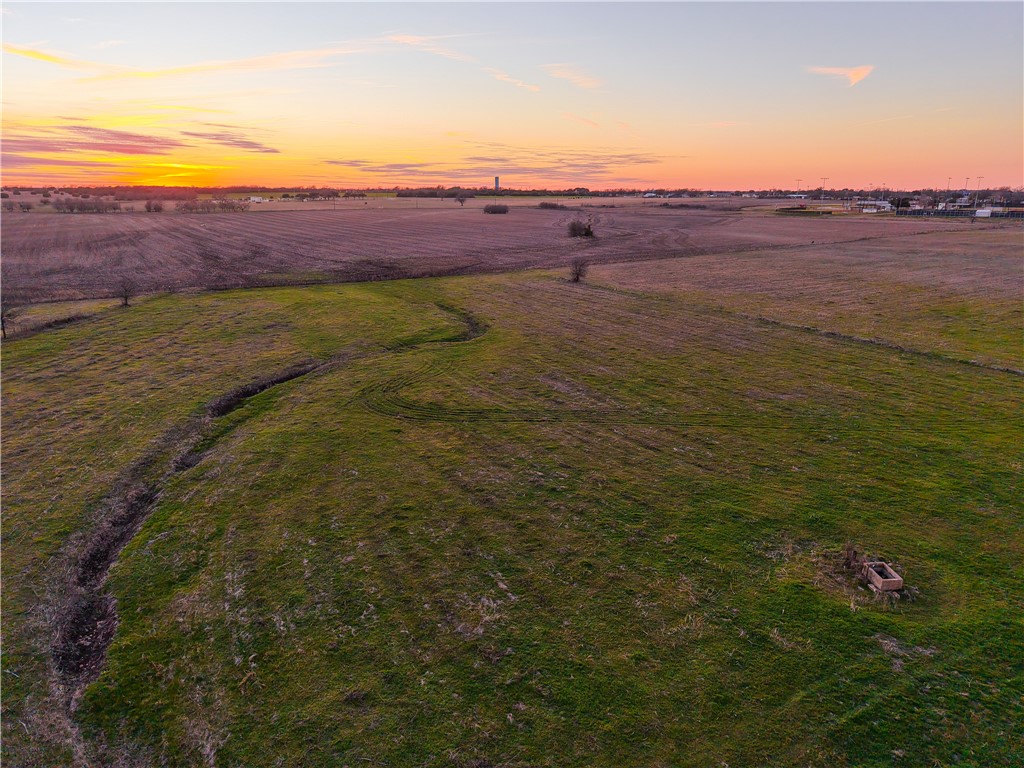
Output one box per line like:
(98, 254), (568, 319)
(51, 358), (334, 707)
(50, 302), (484, 720)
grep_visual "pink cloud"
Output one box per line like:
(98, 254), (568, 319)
(807, 65), (874, 86)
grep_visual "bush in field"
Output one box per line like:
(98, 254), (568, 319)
(483, 204), (509, 214)
(116, 275), (137, 307)
(539, 201), (568, 210)
(2, 201), (14, 212)
(145, 200), (164, 213)
(568, 220), (594, 237)
(2, 193), (10, 199)
(569, 258), (589, 283)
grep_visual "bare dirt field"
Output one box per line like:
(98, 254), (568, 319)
(1, 200), (996, 305)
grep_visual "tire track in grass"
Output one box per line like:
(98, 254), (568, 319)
(358, 301), (1020, 431)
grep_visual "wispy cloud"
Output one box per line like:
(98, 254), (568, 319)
(3, 125), (189, 155)
(4, 41), (369, 81)
(386, 34), (538, 93)
(322, 143), (664, 184)
(88, 47), (365, 81)
(543, 63), (602, 89)
(563, 112), (599, 128)
(386, 34), (474, 63)
(0, 154), (128, 169)
(807, 65), (874, 86)
(180, 129), (279, 153)
(482, 67), (540, 92)
(2, 43), (112, 72)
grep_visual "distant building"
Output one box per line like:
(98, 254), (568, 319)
(248, 196), (267, 203)
(851, 199), (892, 212)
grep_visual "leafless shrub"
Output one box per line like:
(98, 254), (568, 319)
(568, 220), (594, 237)
(1, 301), (19, 339)
(116, 275), (136, 307)
(569, 257), (588, 283)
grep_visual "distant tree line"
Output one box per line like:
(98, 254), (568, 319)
(177, 200), (250, 213)
(52, 198), (122, 213)
(396, 187), (478, 199)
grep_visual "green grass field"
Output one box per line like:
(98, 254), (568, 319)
(3, 243), (1022, 766)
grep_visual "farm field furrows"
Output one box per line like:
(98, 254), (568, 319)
(1, 204), (983, 303)
(595, 228), (1024, 370)
(3, 241), (1021, 766)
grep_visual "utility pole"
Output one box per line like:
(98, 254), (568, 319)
(820, 177), (828, 201)
(796, 178), (802, 192)
(975, 176), (984, 207)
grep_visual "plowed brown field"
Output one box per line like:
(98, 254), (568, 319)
(0, 200), (994, 303)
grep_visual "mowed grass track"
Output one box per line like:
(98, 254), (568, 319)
(2, 252), (1021, 766)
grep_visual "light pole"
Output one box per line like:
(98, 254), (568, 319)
(796, 178), (802, 192)
(975, 176), (984, 208)
(820, 177), (828, 202)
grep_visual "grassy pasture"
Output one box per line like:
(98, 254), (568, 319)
(1, 232), (1022, 767)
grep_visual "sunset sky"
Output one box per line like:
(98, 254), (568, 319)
(2, 2), (1021, 190)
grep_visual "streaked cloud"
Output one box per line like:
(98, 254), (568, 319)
(543, 63), (602, 89)
(322, 143), (664, 185)
(3, 125), (188, 155)
(2, 43), (113, 72)
(482, 67), (539, 92)
(0, 153), (128, 169)
(386, 34), (474, 63)
(180, 128), (279, 153)
(87, 46), (365, 81)
(807, 65), (874, 86)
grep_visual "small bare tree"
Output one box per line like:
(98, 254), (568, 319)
(1, 302), (19, 339)
(569, 258), (589, 283)
(116, 276), (137, 307)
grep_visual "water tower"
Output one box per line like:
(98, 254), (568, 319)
(494, 176), (500, 191)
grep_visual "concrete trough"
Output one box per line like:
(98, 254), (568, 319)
(864, 561), (903, 592)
